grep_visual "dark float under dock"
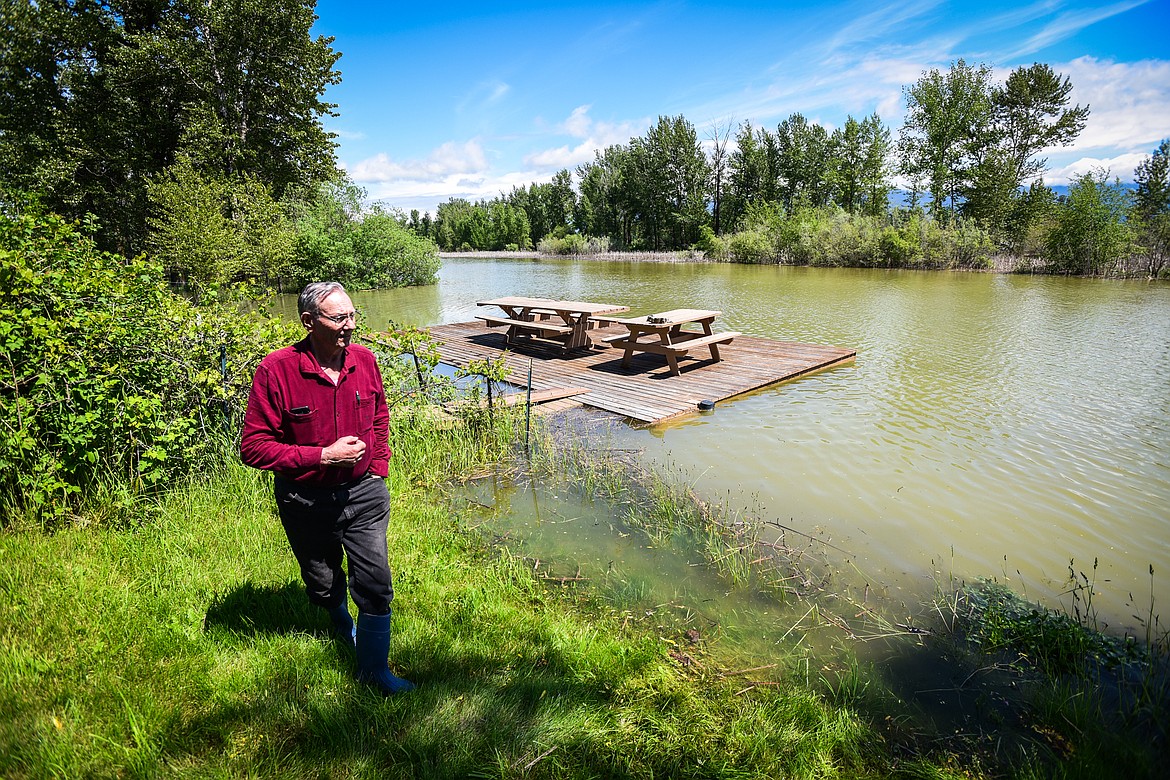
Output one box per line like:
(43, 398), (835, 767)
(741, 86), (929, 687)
(423, 320), (856, 425)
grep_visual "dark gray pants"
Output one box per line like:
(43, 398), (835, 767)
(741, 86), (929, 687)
(274, 473), (394, 616)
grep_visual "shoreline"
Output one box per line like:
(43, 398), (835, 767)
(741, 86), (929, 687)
(439, 250), (1065, 274)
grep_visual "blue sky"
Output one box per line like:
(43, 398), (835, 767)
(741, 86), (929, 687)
(312, 0), (1170, 216)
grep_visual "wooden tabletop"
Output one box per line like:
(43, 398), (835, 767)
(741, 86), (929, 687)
(613, 309), (721, 327)
(477, 296), (629, 315)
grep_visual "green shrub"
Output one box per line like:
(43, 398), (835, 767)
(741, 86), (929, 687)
(727, 229), (774, 263)
(879, 227), (920, 266)
(721, 206), (996, 270)
(0, 211), (299, 523)
(693, 225), (728, 260)
(537, 233), (609, 255)
(287, 179), (441, 289)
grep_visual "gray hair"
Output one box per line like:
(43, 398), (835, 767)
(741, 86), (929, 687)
(297, 282), (347, 315)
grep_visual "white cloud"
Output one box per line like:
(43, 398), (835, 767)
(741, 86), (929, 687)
(1047, 152), (1151, 184)
(1060, 56), (1170, 154)
(522, 106), (648, 171)
(1004, 0), (1151, 61)
(349, 140), (488, 183)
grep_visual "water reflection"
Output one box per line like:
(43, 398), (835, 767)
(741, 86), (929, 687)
(278, 258), (1170, 627)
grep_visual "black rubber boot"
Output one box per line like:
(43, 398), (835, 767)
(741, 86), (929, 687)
(355, 611), (415, 695)
(326, 601), (356, 651)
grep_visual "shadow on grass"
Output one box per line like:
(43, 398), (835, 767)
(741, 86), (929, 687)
(182, 630), (638, 778)
(194, 581), (639, 776)
(203, 579), (322, 642)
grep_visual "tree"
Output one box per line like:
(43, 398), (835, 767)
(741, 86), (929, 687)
(829, 116), (866, 213)
(576, 144), (634, 246)
(776, 113), (833, 209)
(725, 121), (764, 230)
(962, 64), (1088, 237)
(898, 59), (994, 221)
(859, 114), (893, 217)
(0, 0), (341, 255)
(706, 119), (733, 235)
(1133, 139), (1170, 278)
(628, 115), (710, 250)
(514, 169), (577, 241)
(992, 64), (1089, 187)
(1046, 170), (1133, 275)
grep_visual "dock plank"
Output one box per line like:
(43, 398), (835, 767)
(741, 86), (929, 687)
(411, 321), (855, 424)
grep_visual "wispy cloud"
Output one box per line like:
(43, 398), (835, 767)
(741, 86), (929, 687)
(1003, 0), (1151, 60)
(455, 80), (512, 114)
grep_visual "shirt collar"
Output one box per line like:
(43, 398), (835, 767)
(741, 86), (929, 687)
(295, 337), (353, 380)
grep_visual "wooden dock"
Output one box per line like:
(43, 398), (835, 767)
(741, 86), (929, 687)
(424, 320), (856, 424)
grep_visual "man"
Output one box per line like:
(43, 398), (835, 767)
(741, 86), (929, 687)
(240, 281), (414, 695)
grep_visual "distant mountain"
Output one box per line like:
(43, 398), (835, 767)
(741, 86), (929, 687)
(887, 182), (1136, 209)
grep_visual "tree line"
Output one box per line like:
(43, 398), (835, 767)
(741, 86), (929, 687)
(0, 0), (439, 293)
(415, 61), (1168, 278)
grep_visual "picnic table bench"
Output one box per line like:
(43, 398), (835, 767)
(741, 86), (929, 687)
(476, 296), (629, 354)
(606, 309), (740, 375)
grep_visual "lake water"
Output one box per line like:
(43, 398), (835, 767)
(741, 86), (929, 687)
(287, 257), (1170, 631)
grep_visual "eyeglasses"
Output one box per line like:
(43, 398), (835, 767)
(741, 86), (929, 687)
(315, 311), (359, 325)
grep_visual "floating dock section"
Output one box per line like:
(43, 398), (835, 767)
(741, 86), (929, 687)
(422, 320), (856, 424)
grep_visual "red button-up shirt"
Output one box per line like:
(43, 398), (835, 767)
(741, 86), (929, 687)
(240, 338), (391, 486)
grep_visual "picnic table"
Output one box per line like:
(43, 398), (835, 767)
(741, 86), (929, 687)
(605, 309), (741, 375)
(476, 296), (630, 353)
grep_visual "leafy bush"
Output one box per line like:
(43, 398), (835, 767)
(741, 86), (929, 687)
(536, 233), (610, 255)
(287, 179), (441, 290)
(721, 206), (994, 269)
(693, 225), (728, 260)
(0, 212), (299, 523)
(879, 227), (920, 265)
(146, 157), (296, 291)
(1045, 171), (1134, 275)
(727, 228), (774, 263)
(915, 217), (995, 269)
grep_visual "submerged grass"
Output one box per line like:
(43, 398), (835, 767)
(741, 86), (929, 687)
(507, 417), (1170, 778)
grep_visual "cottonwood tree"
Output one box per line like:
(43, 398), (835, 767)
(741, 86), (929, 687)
(628, 115), (710, 250)
(724, 121), (778, 230)
(576, 144), (634, 247)
(776, 113), (833, 209)
(993, 64), (1089, 186)
(830, 114), (890, 215)
(860, 115), (893, 216)
(509, 170), (576, 242)
(706, 119), (734, 235)
(898, 59), (994, 221)
(964, 64), (1088, 237)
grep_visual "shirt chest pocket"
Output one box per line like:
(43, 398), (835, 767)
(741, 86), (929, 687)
(356, 394), (375, 432)
(285, 407), (327, 446)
